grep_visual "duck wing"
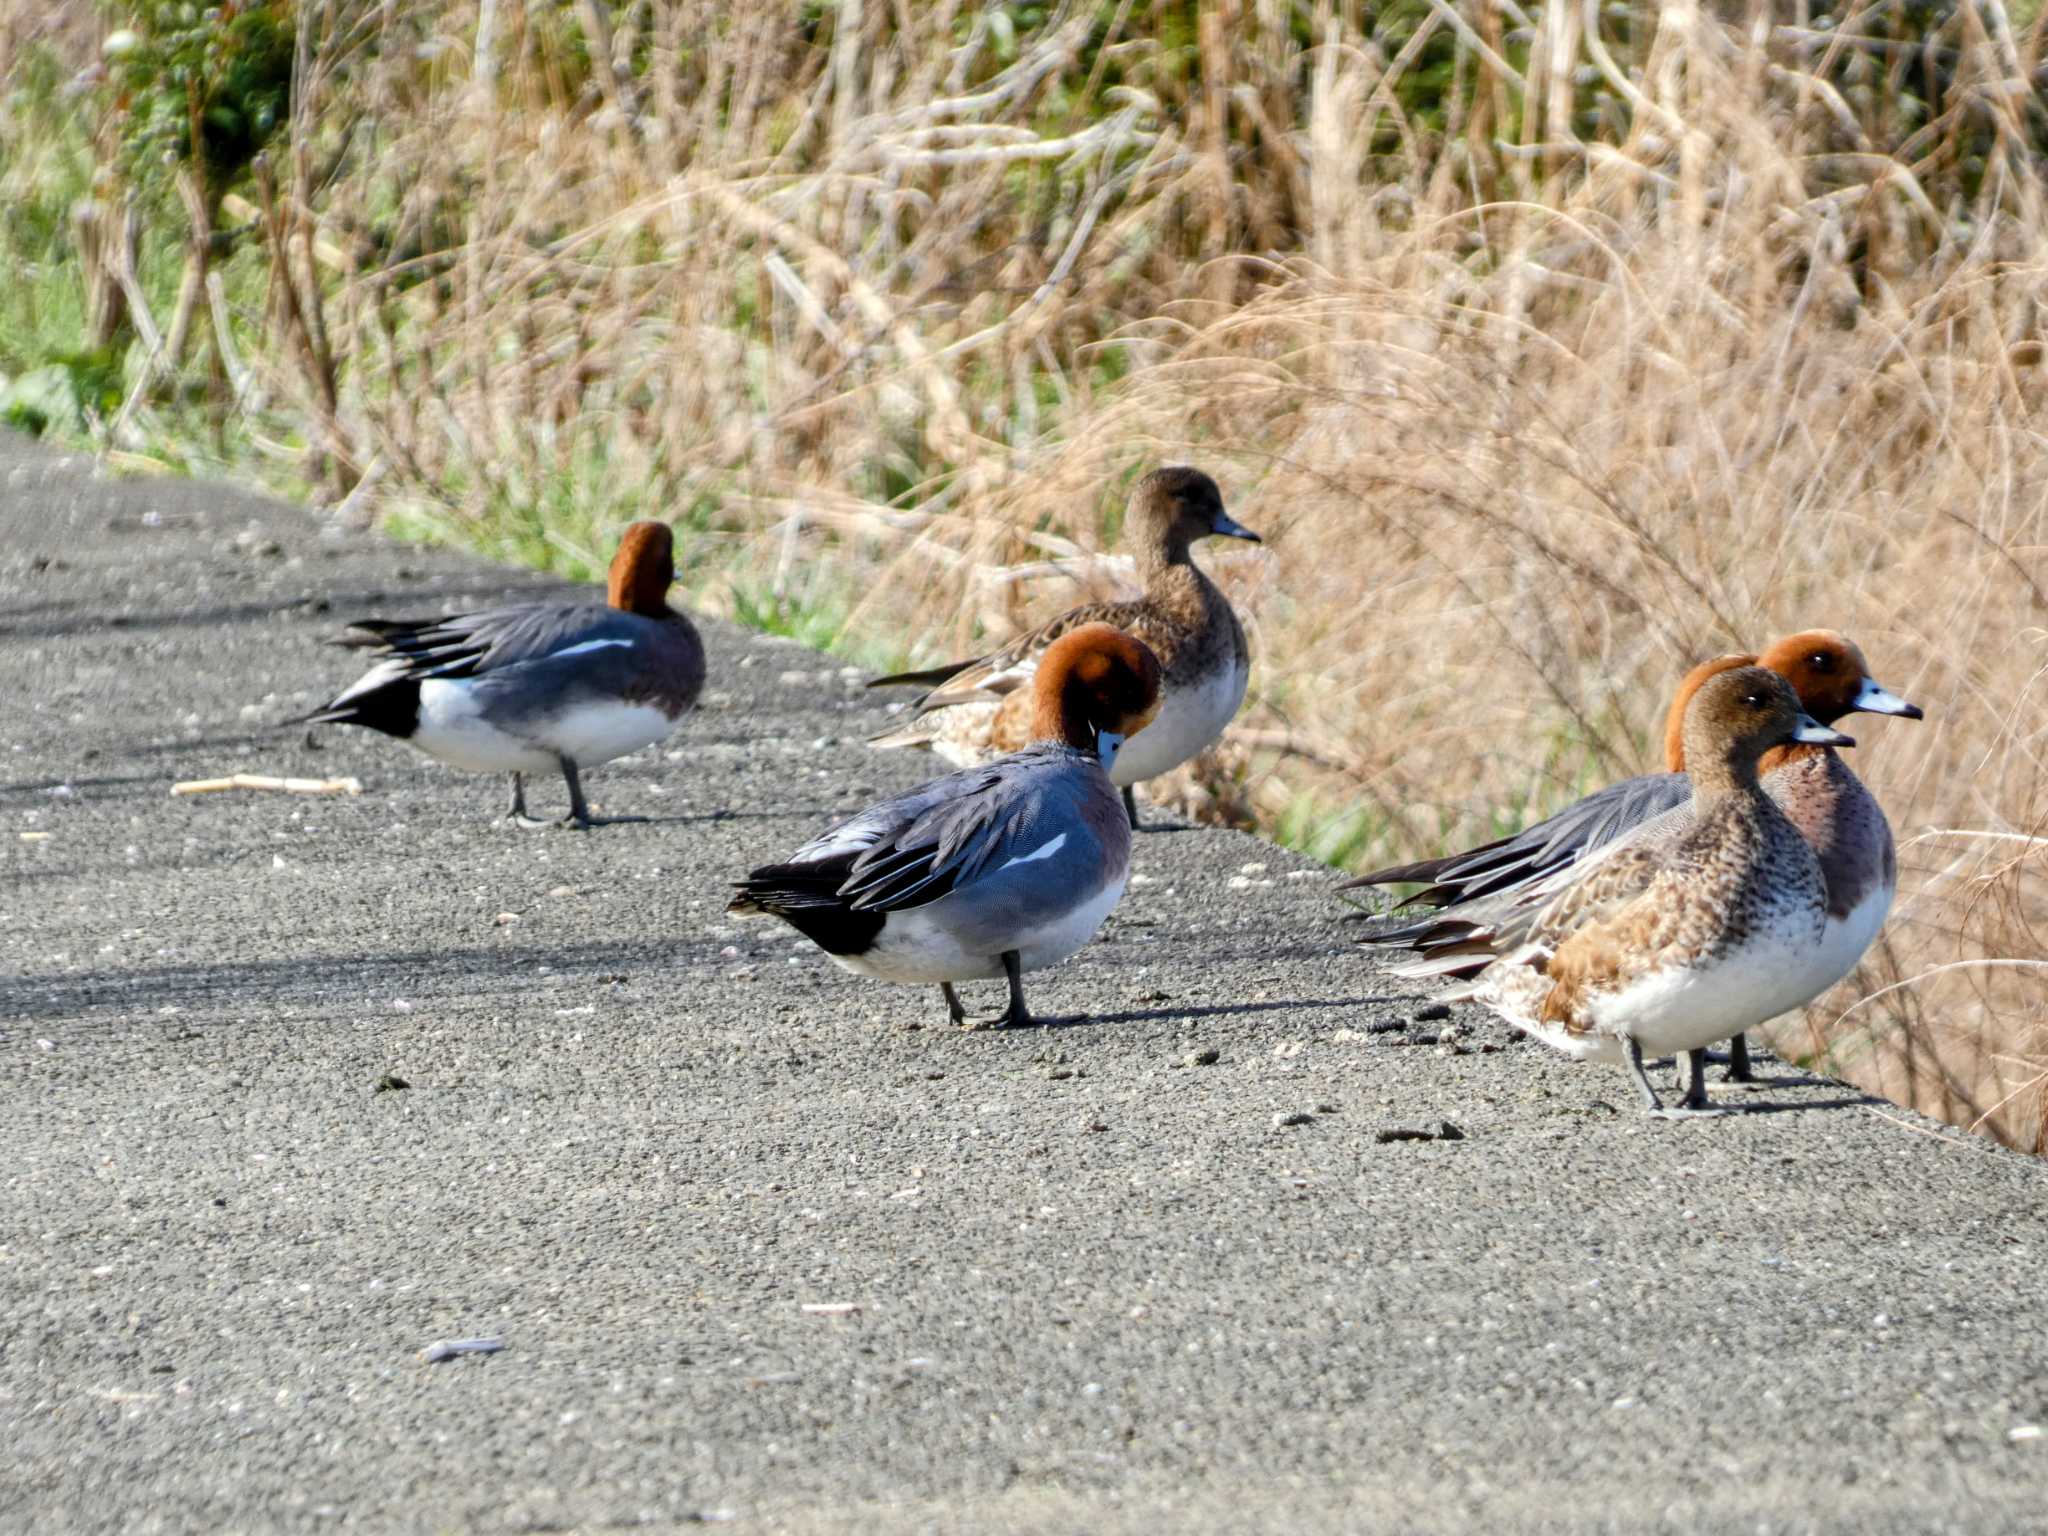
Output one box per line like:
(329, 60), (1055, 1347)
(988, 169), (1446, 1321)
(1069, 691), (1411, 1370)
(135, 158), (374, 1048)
(867, 599), (1149, 715)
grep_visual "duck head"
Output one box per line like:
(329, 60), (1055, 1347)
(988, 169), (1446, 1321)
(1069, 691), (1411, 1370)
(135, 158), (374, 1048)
(607, 521), (678, 617)
(1661, 631), (1922, 771)
(1681, 665), (1854, 798)
(1031, 622), (1163, 771)
(1128, 466), (1260, 571)
(1755, 630), (1923, 726)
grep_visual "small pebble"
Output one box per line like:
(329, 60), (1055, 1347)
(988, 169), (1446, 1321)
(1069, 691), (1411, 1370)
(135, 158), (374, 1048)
(1272, 1111), (1315, 1128)
(1374, 1119), (1465, 1144)
(374, 1074), (411, 1093)
(419, 1336), (504, 1364)
(1413, 1003), (1452, 1022)
(1183, 1048), (1220, 1067)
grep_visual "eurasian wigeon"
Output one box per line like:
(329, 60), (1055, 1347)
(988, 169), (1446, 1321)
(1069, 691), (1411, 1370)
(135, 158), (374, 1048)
(295, 520), (704, 827)
(732, 623), (1161, 1028)
(1351, 631), (1922, 1082)
(865, 466), (1259, 829)
(1450, 667), (1853, 1117)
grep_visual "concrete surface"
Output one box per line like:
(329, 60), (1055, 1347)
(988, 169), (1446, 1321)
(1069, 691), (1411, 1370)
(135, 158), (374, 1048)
(2, 432), (2044, 1534)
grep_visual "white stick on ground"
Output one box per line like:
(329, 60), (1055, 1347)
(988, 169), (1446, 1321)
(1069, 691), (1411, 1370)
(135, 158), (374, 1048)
(170, 774), (365, 797)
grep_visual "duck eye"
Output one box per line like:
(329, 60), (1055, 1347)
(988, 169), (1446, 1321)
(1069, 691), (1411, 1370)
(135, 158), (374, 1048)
(1742, 691), (1767, 709)
(1808, 652), (1830, 670)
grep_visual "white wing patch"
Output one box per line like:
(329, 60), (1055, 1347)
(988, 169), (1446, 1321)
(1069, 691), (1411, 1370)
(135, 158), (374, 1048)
(549, 638), (635, 660)
(997, 832), (1068, 872)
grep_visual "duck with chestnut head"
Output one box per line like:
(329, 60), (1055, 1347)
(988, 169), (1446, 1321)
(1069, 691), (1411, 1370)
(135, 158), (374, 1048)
(867, 466), (1259, 831)
(1350, 629), (1922, 1084)
(735, 624), (1162, 1028)
(1452, 667), (1854, 1117)
(294, 521), (705, 828)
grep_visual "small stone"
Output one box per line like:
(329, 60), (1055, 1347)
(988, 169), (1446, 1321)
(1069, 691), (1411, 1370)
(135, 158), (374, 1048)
(1129, 987), (1172, 1003)
(1413, 1003), (1452, 1022)
(1045, 1067), (1075, 1081)
(1272, 1111), (1314, 1128)
(1183, 1047), (1220, 1067)
(1314, 1102), (1339, 1115)
(374, 1074), (411, 1093)
(1374, 1119), (1465, 1144)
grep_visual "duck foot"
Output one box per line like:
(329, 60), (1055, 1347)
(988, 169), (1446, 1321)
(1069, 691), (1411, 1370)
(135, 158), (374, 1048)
(1629, 1039), (1728, 1119)
(1681, 1048), (1717, 1111)
(944, 953), (1039, 1029)
(1692, 1035), (1760, 1083)
(1122, 785), (1142, 831)
(557, 758), (593, 829)
(503, 771), (593, 830)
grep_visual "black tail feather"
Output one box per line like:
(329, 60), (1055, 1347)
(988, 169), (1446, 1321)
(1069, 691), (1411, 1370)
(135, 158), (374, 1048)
(866, 657), (979, 690)
(730, 864), (882, 956)
(286, 676), (421, 738)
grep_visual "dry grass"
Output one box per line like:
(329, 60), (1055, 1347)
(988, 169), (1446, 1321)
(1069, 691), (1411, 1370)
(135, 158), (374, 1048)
(12, 1), (2048, 1146)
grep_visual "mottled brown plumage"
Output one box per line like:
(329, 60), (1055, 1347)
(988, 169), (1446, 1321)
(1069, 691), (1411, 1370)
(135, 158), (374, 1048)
(1458, 668), (1852, 1114)
(866, 467), (1258, 823)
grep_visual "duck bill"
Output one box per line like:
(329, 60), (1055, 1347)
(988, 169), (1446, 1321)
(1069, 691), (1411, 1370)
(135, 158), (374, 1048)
(1096, 730), (1125, 771)
(1211, 512), (1262, 543)
(1851, 677), (1924, 720)
(1793, 715), (1856, 748)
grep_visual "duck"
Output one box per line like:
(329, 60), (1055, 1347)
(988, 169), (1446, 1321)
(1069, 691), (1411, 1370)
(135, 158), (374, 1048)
(294, 520), (704, 827)
(865, 466), (1259, 830)
(732, 623), (1161, 1028)
(1349, 631), (1922, 1082)
(1449, 666), (1853, 1117)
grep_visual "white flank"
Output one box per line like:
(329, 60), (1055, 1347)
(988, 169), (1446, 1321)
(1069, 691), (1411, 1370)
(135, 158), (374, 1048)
(413, 682), (673, 773)
(1110, 655), (1249, 786)
(1797, 882), (1895, 1002)
(542, 700), (676, 767)
(414, 679), (558, 773)
(834, 874), (1126, 986)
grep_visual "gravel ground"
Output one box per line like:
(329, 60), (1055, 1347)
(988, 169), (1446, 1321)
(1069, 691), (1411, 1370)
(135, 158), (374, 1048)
(3, 433), (2044, 1534)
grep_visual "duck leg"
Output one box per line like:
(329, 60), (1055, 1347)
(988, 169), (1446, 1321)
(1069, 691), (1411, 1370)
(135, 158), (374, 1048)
(506, 772), (553, 830)
(940, 983), (968, 1025)
(1680, 1048), (1715, 1111)
(1629, 1038), (1727, 1120)
(1723, 1032), (1755, 1083)
(557, 758), (593, 829)
(1121, 785), (1142, 830)
(957, 952), (1037, 1029)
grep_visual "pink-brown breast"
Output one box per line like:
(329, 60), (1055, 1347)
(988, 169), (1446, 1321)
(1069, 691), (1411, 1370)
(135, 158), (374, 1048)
(1762, 748), (1895, 920)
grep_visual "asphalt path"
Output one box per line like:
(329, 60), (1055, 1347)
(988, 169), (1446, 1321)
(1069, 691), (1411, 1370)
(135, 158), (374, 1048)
(3, 432), (2044, 1533)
